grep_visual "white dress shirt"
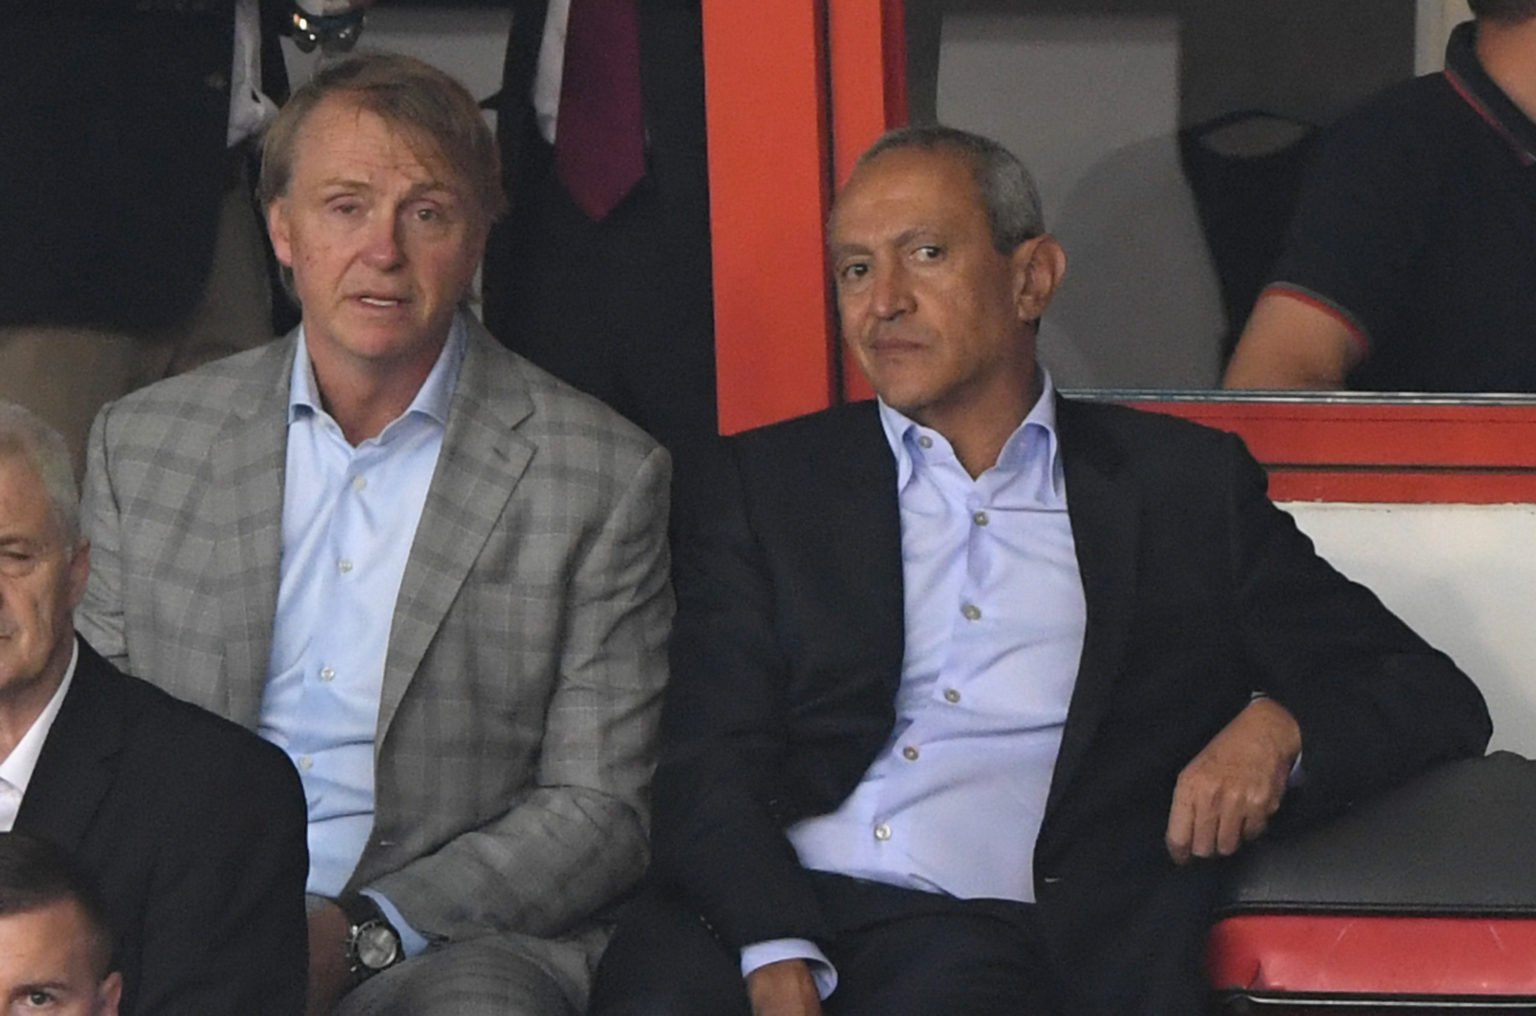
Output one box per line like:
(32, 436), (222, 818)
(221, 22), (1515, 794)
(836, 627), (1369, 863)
(742, 373), (1086, 996)
(0, 641), (79, 832)
(258, 317), (465, 954)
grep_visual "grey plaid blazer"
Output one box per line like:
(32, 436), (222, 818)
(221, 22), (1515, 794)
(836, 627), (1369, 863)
(77, 317), (673, 960)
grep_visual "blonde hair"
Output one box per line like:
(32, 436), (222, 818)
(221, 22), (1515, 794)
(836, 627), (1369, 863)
(259, 51), (507, 223)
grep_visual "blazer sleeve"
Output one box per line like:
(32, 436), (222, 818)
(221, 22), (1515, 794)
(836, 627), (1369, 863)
(76, 405), (130, 670)
(1219, 430), (1492, 822)
(650, 441), (832, 949)
(367, 443), (674, 940)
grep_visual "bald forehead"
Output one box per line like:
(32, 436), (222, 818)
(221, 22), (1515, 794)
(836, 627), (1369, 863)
(829, 146), (989, 251)
(836, 146), (982, 211)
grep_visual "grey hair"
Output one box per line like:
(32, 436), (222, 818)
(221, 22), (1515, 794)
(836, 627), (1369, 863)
(855, 124), (1046, 253)
(0, 402), (80, 546)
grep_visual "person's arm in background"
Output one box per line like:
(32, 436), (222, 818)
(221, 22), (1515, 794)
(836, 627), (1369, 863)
(1222, 290), (1364, 390)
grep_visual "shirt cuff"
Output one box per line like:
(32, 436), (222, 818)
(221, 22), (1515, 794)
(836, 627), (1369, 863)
(740, 939), (837, 1000)
(360, 888), (430, 959)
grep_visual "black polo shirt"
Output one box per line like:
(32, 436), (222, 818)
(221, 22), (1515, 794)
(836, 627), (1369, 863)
(1263, 21), (1536, 392)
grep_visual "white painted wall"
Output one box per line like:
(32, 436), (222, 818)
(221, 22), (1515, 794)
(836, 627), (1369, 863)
(1288, 503), (1536, 757)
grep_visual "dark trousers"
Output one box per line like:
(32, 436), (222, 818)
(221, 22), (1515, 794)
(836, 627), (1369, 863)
(588, 874), (1066, 1016)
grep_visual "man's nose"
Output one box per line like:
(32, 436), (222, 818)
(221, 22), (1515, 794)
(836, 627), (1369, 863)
(359, 213), (405, 269)
(869, 262), (915, 319)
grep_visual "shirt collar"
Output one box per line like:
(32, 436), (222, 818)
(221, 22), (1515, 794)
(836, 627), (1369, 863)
(287, 313), (467, 432)
(0, 639), (78, 801)
(1444, 19), (1536, 167)
(877, 368), (1064, 497)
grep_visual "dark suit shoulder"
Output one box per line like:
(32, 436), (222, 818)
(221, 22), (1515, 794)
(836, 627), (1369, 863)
(37, 642), (310, 1016)
(1056, 396), (1256, 482)
(1056, 395), (1237, 447)
(73, 642), (302, 804)
(729, 400), (879, 454)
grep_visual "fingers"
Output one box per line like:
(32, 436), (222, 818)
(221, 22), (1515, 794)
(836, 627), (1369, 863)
(1166, 745), (1287, 864)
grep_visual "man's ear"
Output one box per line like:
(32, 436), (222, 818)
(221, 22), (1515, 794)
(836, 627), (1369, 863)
(1011, 234), (1068, 324)
(96, 970), (122, 1016)
(267, 200), (294, 268)
(66, 539), (91, 613)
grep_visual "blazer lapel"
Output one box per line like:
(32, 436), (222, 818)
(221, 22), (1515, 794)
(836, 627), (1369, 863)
(832, 404), (905, 700)
(209, 341), (293, 729)
(13, 644), (128, 851)
(375, 320), (534, 744)
(1046, 398), (1141, 817)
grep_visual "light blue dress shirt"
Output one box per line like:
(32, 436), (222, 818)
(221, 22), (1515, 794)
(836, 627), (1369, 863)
(258, 316), (466, 955)
(741, 373), (1086, 994)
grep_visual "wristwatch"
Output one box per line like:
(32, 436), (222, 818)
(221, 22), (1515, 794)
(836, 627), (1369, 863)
(338, 894), (403, 985)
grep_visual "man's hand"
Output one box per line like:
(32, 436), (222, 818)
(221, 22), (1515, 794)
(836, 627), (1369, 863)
(746, 959), (823, 1016)
(1165, 697), (1302, 863)
(305, 902), (351, 1016)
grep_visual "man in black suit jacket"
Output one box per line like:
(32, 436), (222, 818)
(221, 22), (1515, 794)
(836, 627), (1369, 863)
(0, 401), (308, 1015)
(591, 127), (1492, 1015)
(483, 0), (716, 465)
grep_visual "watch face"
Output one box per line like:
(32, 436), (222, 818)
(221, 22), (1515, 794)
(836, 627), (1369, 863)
(356, 923), (400, 970)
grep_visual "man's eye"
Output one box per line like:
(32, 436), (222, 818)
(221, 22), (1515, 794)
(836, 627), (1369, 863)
(840, 263), (869, 281)
(23, 989), (56, 1007)
(914, 245), (943, 260)
(414, 206), (439, 222)
(0, 550), (35, 574)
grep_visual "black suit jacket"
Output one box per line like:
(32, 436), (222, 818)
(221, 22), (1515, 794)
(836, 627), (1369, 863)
(15, 639), (308, 1016)
(483, 0), (716, 459)
(654, 398), (1491, 1014)
(0, 2), (288, 333)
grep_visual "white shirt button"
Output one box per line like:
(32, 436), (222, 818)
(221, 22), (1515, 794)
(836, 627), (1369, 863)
(943, 688), (961, 704)
(917, 435), (933, 449)
(873, 822), (892, 842)
(961, 603), (982, 621)
(901, 745), (919, 761)
(338, 559), (353, 574)
(298, 755), (314, 771)
(319, 666), (336, 682)
(352, 475), (367, 492)
(973, 510), (989, 526)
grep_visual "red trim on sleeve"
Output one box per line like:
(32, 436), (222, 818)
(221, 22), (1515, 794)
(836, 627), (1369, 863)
(1261, 284), (1371, 356)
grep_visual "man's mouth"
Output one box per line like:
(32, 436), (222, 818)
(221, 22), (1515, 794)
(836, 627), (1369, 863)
(357, 296), (406, 308)
(868, 335), (925, 353)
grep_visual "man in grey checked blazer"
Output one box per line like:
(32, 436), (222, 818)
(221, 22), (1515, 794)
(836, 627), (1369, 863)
(75, 54), (672, 1016)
